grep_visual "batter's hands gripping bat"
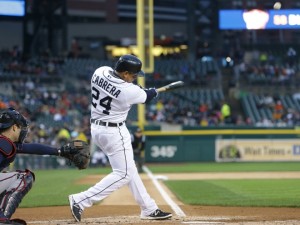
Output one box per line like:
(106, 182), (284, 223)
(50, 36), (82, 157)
(156, 81), (184, 93)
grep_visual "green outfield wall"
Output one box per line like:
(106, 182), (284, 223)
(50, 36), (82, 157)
(12, 127), (300, 170)
(143, 128), (300, 162)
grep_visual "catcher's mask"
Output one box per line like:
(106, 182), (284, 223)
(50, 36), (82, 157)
(0, 107), (29, 143)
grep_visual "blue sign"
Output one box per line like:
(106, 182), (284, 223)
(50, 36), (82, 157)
(219, 9), (300, 30)
(0, 0), (25, 17)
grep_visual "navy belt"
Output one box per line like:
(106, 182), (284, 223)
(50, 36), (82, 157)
(91, 119), (124, 127)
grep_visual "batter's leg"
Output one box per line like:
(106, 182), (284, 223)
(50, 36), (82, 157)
(70, 149), (133, 209)
(127, 160), (158, 216)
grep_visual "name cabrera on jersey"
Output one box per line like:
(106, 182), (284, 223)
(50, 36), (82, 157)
(91, 66), (147, 122)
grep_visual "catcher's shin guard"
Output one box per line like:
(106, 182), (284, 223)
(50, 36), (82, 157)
(1, 170), (34, 218)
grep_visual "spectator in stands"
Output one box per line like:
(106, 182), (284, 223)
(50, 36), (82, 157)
(10, 45), (22, 59)
(286, 47), (297, 66)
(36, 124), (48, 143)
(25, 79), (35, 91)
(293, 92), (300, 101)
(245, 116), (254, 126)
(235, 114), (247, 126)
(0, 99), (7, 109)
(56, 126), (71, 146)
(273, 100), (284, 123)
(200, 116), (209, 127)
(255, 116), (273, 127)
(199, 103), (208, 118)
(183, 111), (197, 126)
(155, 99), (164, 112)
(53, 111), (63, 121)
(69, 38), (81, 58)
(257, 94), (274, 109)
(285, 108), (296, 127)
(221, 100), (231, 124)
(259, 51), (268, 66)
(73, 128), (88, 143)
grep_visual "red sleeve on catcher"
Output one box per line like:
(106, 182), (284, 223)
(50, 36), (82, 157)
(0, 135), (16, 158)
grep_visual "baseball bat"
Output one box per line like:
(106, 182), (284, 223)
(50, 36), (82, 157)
(156, 81), (184, 93)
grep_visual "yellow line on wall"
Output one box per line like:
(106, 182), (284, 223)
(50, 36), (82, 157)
(144, 129), (300, 136)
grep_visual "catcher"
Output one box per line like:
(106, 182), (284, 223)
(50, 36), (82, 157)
(0, 108), (90, 225)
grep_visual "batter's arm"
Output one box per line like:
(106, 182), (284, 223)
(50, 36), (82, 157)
(144, 88), (158, 103)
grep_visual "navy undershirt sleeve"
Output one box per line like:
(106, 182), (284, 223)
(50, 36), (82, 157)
(16, 143), (59, 155)
(144, 88), (158, 103)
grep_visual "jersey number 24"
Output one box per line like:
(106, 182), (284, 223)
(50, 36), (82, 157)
(92, 87), (112, 115)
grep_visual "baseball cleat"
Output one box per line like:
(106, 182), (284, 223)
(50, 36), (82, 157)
(68, 195), (83, 222)
(141, 209), (172, 220)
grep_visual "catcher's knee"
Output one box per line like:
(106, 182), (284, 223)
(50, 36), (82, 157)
(1, 170), (35, 218)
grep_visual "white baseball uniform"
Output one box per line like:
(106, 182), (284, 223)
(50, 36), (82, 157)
(71, 66), (158, 217)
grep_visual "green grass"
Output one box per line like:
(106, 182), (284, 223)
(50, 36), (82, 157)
(19, 162), (300, 208)
(20, 168), (112, 207)
(165, 179), (300, 207)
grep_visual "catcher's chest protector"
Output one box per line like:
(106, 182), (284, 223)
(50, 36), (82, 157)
(0, 136), (17, 171)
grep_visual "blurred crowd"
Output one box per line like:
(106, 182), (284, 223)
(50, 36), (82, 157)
(230, 47), (299, 87)
(254, 94), (300, 127)
(146, 98), (239, 127)
(0, 80), (91, 145)
(0, 46), (66, 77)
(1, 45), (300, 145)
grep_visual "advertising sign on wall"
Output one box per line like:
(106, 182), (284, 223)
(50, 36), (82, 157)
(0, 0), (25, 17)
(219, 9), (300, 30)
(216, 139), (300, 162)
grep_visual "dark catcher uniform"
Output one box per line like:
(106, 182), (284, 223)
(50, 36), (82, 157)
(0, 108), (60, 225)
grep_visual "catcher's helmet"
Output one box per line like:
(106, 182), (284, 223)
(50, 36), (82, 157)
(114, 54), (145, 76)
(0, 108), (29, 143)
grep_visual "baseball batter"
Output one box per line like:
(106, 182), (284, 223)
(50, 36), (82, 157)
(68, 54), (172, 222)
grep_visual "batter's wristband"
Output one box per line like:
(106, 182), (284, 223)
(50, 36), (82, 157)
(144, 88), (157, 103)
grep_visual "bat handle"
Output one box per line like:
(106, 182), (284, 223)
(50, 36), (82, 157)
(156, 87), (166, 93)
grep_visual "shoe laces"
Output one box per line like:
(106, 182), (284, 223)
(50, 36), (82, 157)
(150, 209), (163, 216)
(74, 203), (83, 214)
(154, 209), (161, 215)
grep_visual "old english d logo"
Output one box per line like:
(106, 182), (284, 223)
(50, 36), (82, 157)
(219, 145), (241, 159)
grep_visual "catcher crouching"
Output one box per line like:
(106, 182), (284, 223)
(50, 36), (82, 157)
(0, 108), (90, 225)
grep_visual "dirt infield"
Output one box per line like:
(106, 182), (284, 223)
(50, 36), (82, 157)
(14, 172), (300, 225)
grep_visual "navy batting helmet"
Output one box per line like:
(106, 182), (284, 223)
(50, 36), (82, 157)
(114, 54), (145, 76)
(0, 108), (29, 143)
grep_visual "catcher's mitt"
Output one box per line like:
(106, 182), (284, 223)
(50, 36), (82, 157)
(59, 140), (90, 169)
